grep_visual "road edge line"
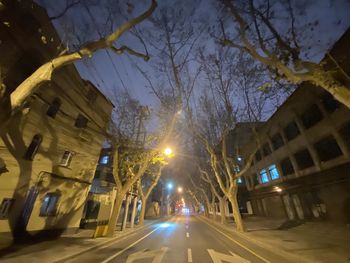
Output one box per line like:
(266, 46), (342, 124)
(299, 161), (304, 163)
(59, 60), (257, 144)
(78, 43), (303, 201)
(198, 215), (312, 263)
(100, 225), (163, 263)
(53, 218), (164, 263)
(197, 216), (271, 263)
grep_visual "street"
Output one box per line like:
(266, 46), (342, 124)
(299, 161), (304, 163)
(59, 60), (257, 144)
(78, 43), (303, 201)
(61, 215), (291, 263)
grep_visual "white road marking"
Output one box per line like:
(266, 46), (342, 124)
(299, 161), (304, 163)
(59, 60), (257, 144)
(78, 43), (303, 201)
(125, 247), (168, 263)
(187, 248), (193, 262)
(197, 217), (270, 263)
(101, 225), (163, 263)
(186, 232), (190, 238)
(207, 249), (250, 263)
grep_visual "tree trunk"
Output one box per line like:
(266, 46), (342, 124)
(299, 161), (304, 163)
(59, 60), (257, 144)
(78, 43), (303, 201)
(106, 193), (124, 237)
(203, 203), (209, 217)
(139, 197), (147, 226)
(212, 201), (217, 221)
(228, 190), (246, 232)
(219, 198), (227, 224)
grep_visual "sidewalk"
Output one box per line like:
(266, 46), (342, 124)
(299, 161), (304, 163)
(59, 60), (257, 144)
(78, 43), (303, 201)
(0, 219), (162, 262)
(203, 215), (350, 263)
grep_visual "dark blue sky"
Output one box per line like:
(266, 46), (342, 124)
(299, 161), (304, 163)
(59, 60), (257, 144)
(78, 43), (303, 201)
(38, 0), (350, 114)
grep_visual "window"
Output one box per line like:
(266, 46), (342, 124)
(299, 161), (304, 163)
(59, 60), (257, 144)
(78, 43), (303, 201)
(87, 89), (98, 104)
(75, 114), (88, 128)
(301, 104), (323, 129)
(339, 122), (350, 150)
(46, 98), (61, 118)
(255, 150), (262, 162)
(60, 151), (73, 167)
(271, 133), (284, 150)
(321, 92), (340, 113)
(252, 174), (259, 186)
(18, 13), (41, 33)
(262, 143), (271, 156)
(284, 121), (300, 141)
(99, 155), (109, 165)
(294, 149), (314, 170)
(280, 157), (294, 176)
(0, 198), (15, 219)
(259, 169), (269, 183)
(40, 193), (60, 216)
(314, 135), (342, 162)
(84, 200), (100, 220)
(268, 164), (280, 180)
(24, 134), (42, 160)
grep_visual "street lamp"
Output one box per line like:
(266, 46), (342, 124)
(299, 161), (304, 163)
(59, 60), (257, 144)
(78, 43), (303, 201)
(167, 183), (173, 190)
(164, 147), (173, 156)
(177, 186), (183, 193)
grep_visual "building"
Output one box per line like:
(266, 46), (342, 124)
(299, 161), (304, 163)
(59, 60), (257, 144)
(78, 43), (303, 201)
(0, 0), (113, 241)
(80, 148), (116, 229)
(241, 29), (350, 224)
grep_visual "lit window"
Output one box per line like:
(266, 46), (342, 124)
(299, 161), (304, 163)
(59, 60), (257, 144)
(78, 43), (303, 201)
(268, 164), (280, 180)
(0, 198), (15, 219)
(60, 151), (73, 167)
(24, 134), (42, 160)
(40, 193), (60, 216)
(260, 169), (269, 183)
(100, 155), (109, 164)
(233, 165), (240, 173)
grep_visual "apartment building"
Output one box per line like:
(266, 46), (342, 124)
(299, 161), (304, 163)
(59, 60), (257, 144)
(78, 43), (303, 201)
(0, 0), (113, 241)
(241, 29), (350, 224)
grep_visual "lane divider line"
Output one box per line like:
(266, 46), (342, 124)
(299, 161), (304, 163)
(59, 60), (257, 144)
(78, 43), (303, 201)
(101, 224), (164, 263)
(197, 216), (271, 263)
(186, 232), (190, 238)
(187, 248), (193, 262)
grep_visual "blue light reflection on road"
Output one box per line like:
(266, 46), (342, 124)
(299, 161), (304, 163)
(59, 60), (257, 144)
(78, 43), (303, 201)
(154, 221), (178, 241)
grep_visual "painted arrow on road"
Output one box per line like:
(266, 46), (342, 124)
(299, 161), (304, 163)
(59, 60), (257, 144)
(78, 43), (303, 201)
(126, 247), (168, 263)
(208, 249), (251, 263)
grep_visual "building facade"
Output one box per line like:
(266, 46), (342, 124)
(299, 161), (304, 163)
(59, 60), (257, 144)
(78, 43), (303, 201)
(0, 0), (113, 240)
(241, 29), (350, 224)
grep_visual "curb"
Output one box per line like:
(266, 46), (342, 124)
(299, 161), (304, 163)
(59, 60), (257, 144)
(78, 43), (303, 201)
(53, 218), (164, 263)
(198, 215), (312, 263)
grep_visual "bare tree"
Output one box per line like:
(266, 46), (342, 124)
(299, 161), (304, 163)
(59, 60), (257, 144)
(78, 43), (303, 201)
(136, 0), (203, 114)
(0, 0), (157, 132)
(186, 47), (266, 232)
(137, 163), (165, 226)
(105, 91), (180, 236)
(219, 0), (350, 108)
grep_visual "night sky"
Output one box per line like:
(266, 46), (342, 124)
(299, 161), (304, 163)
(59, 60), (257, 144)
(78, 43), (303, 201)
(37, 0), (350, 114)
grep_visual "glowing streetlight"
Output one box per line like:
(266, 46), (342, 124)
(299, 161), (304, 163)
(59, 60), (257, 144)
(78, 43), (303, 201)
(164, 147), (173, 156)
(167, 183), (173, 190)
(177, 186), (183, 193)
(274, 186), (282, 193)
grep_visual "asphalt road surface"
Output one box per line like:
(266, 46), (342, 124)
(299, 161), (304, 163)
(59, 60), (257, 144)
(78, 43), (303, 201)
(62, 214), (293, 263)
